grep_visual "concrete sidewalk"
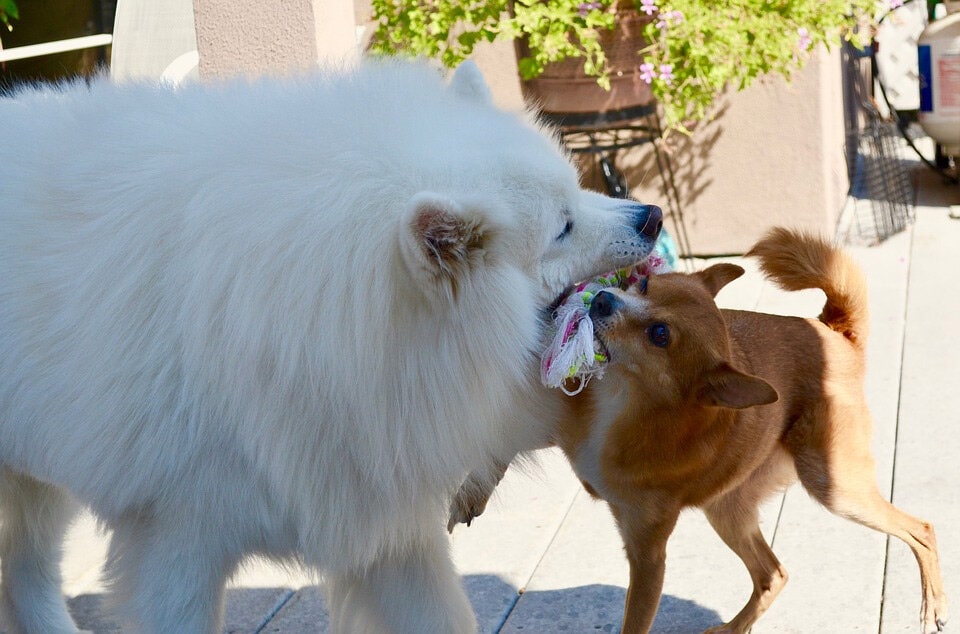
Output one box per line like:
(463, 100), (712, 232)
(53, 164), (960, 632)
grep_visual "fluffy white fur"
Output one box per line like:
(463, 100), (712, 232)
(0, 60), (659, 633)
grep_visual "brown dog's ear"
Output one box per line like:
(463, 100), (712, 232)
(402, 192), (486, 279)
(695, 362), (779, 409)
(696, 263), (745, 297)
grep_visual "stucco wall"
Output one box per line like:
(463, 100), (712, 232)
(193, 0), (357, 80)
(620, 46), (849, 255)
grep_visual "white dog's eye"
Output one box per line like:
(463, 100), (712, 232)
(556, 220), (574, 241)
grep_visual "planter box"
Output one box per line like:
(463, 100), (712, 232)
(514, 8), (653, 115)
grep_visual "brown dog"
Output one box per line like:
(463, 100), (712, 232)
(553, 228), (947, 633)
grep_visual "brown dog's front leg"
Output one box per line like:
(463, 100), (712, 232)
(701, 490), (788, 633)
(614, 502), (682, 634)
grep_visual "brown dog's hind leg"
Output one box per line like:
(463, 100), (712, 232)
(792, 423), (948, 634)
(702, 493), (789, 634)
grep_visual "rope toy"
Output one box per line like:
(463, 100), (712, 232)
(541, 251), (672, 395)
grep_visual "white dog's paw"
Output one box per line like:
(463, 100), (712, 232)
(447, 485), (492, 532)
(447, 463), (511, 532)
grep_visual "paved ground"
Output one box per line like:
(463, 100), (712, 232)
(42, 164), (960, 632)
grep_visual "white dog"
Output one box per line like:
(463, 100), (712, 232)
(0, 60), (662, 633)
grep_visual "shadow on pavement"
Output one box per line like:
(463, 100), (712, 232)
(67, 575), (722, 633)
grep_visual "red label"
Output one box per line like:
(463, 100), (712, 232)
(939, 54), (960, 109)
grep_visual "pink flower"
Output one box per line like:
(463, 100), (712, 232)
(659, 64), (674, 84)
(640, 0), (658, 16)
(656, 9), (684, 29)
(889, 0), (904, 7)
(638, 62), (656, 84)
(577, 1), (603, 16)
(797, 27), (813, 52)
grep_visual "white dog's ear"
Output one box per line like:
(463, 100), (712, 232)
(450, 60), (492, 105)
(401, 193), (487, 281)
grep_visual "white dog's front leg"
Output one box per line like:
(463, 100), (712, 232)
(326, 526), (476, 634)
(104, 517), (234, 634)
(0, 474), (82, 634)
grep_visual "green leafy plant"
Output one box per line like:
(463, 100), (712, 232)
(370, 0), (886, 132)
(0, 0), (19, 47)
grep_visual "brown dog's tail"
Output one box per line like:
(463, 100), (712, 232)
(747, 227), (869, 348)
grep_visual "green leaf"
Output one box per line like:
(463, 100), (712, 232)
(0, 0), (18, 21)
(517, 56), (542, 79)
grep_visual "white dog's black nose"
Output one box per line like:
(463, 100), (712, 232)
(590, 291), (623, 319)
(634, 204), (663, 239)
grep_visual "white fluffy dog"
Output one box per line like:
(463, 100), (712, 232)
(0, 60), (661, 633)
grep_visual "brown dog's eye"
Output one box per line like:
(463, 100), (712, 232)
(647, 323), (670, 347)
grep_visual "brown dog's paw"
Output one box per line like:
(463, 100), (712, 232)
(923, 595), (948, 634)
(703, 621), (759, 634)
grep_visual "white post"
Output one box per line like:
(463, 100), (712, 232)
(111, 0), (199, 82)
(192, 0), (358, 80)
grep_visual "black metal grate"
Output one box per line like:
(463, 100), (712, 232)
(840, 41), (915, 245)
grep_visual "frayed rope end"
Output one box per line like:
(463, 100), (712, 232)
(540, 251), (672, 392)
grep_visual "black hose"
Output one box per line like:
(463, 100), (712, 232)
(872, 0), (959, 183)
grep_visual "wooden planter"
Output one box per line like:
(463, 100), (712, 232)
(515, 6), (654, 117)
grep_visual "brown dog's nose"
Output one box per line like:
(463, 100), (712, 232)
(590, 291), (623, 319)
(636, 204), (663, 239)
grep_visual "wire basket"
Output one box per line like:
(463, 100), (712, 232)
(839, 41), (915, 245)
